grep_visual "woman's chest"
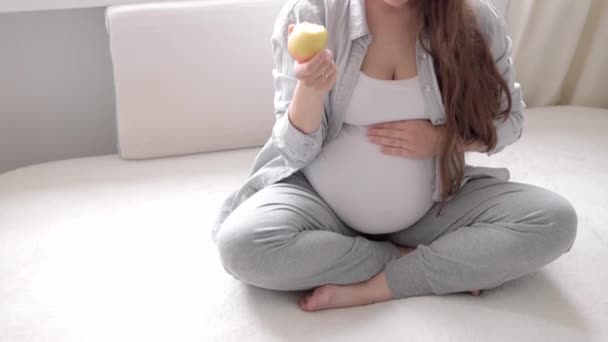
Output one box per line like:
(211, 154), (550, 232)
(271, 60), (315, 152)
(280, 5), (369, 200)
(360, 7), (419, 81)
(344, 72), (428, 126)
(326, 30), (443, 143)
(360, 36), (418, 81)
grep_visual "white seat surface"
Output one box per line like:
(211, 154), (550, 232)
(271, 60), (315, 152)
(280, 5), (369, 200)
(1, 106), (607, 342)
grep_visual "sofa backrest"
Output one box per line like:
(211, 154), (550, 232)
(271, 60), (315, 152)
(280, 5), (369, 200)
(107, 0), (283, 159)
(106, 0), (510, 159)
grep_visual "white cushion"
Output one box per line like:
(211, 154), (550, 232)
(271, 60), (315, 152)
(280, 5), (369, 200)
(1, 106), (607, 341)
(106, 0), (282, 159)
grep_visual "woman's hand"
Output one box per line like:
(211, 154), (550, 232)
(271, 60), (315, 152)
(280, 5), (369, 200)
(366, 120), (446, 159)
(288, 24), (338, 95)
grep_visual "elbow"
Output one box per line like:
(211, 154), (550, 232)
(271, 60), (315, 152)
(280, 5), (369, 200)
(487, 108), (524, 156)
(271, 113), (323, 169)
(512, 107), (525, 143)
(271, 135), (321, 169)
(509, 110), (524, 145)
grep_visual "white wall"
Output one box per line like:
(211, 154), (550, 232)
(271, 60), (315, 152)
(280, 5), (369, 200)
(0, 0), (198, 14)
(0, 7), (117, 174)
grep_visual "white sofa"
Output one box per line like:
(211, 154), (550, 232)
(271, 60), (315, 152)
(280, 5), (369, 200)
(1, 1), (607, 341)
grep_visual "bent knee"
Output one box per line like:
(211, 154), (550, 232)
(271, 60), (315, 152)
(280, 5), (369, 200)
(216, 219), (247, 279)
(216, 210), (299, 284)
(527, 188), (578, 255)
(547, 193), (578, 253)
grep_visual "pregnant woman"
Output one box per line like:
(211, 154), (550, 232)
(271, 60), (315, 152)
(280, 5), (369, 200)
(211, 0), (578, 312)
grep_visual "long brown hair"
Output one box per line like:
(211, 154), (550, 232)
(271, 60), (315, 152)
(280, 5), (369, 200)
(414, 0), (512, 211)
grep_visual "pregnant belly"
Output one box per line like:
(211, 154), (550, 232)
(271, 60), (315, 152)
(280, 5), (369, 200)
(302, 124), (435, 234)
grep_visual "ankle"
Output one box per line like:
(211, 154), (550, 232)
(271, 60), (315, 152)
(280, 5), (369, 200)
(398, 245), (415, 257)
(363, 272), (393, 302)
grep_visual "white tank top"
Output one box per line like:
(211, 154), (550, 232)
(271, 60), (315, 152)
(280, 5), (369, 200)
(302, 71), (435, 234)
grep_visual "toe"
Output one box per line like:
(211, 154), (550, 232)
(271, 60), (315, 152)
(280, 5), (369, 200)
(302, 291), (317, 311)
(299, 295), (309, 311)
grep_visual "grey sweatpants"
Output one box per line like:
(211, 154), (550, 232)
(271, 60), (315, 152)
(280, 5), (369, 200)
(216, 171), (577, 298)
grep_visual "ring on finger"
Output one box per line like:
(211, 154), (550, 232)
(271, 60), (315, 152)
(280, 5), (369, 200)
(317, 63), (333, 80)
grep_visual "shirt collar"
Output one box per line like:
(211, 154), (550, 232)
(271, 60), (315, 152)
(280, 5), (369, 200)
(349, 0), (371, 40)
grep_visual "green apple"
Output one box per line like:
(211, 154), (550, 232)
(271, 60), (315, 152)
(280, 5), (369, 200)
(287, 22), (329, 63)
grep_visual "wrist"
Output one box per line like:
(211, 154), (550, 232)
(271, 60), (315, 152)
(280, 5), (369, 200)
(297, 80), (327, 98)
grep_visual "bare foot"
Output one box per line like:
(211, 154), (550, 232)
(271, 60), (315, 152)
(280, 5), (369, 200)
(299, 272), (393, 312)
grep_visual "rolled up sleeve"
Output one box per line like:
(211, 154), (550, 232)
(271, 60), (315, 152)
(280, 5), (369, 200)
(480, 1), (526, 156)
(272, 106), (323, 167)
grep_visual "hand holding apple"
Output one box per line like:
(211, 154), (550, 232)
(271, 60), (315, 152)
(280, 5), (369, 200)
(287, 23), (337, 94)
(288, 22), (328, 63)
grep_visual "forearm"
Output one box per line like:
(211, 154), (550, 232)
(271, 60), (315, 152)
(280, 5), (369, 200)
(288, 82), (325, 134)
(272, 81), (326, 169)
